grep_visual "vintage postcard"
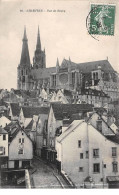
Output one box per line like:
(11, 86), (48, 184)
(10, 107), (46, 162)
(0, 0), (119, 189)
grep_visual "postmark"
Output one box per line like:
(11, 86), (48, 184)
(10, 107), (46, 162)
(86, 4), (116, 40)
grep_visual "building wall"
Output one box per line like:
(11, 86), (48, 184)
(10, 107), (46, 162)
(0, 133), (8, 157)
(36, 114), (48, 156)
(88, 124), (119, 188)
(98, 80), (119, 101)
(48, 106), (62, 148)
(59, 122), (89, 187)
(57, 121), (119, 188)
(9, 130), (33, 161)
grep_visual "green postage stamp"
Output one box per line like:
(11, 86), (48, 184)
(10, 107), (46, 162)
(89, 4), (116, 36)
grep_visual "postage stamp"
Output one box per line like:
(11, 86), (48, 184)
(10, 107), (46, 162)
(89, 4), (116, 36)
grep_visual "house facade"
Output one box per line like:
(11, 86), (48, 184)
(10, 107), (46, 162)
(76, 88), (110, 107)
(8, 128), (33, 169)
(56, 120), (119, 188)
(45, 104), (93, 162)
(0, 127), (8, 169)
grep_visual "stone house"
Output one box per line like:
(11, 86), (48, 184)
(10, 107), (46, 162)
(56, 120), (119, 188)
(8, 127), (33, 169)
(45, 103), (93, 162)
(76, 88), (110, 107)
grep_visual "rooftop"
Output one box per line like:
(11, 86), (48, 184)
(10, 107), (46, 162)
(10, 103), (20, 117)
(22, 106), (49, 118)
(61, 59), (115, 73)
(51, 103), (93, 120)
(0, 126), (8, 134)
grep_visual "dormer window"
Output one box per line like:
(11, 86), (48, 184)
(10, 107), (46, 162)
(96, 120), (102, 132)
(52, 75), (56, 86)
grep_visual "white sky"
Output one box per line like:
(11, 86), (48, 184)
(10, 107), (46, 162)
(0, 0), (119, 90)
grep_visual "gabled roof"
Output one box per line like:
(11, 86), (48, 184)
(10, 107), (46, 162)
(22, 106), (49, 118)
(0, 126), (8, 134)
(105, 135), (119, 144)
(57, 120), (84, 142)
(0, 116), (11, 128)
(4, 121), (18, 131)
(58, 119), (119, 145)
(94, 107), (107, 114)
(10, 103), (20, 117)
(25, 119), (33, 130)
(51, 104), (93, 120)
(87, 112), (115, 135)
(10, 127), (33, 143)
(61, 59), (114, 73)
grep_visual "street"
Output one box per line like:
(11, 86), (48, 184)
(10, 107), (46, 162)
(31, 157), (69, 189)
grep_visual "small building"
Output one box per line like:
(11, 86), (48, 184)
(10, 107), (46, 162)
(77, 88), (110, 108)
(46, 103), (93, 162)
(56, 120), (119, 188)
(0, 127), (8, 169)
(8, 127), (33, 169)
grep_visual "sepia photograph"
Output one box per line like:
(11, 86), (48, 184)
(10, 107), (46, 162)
(0, 0), (119, 189)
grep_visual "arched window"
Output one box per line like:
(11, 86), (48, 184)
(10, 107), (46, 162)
(72, 72), (75, 84)
(21, 70), (23, 76)
(93, 73), (95, 80)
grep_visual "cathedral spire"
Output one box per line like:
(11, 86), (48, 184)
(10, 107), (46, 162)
(23, 26), (27, 41)
(56, 58), (60, 67)
(56, 58), (60, 73)
(36, 26), (41, 50)
(20, 27), (31, 66)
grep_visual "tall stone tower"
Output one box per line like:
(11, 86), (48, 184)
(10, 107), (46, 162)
(33, 27), (46, 69)
(17, 27), (31, 90)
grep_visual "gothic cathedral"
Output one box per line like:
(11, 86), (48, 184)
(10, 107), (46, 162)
(17, 27), (119, 101)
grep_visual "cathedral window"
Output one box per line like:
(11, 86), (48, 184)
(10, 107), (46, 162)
(21, 70), (23, 76)
(96, 72), (98, 80)
(72, 72), (75, 84)
(52, 75), (56, 86)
